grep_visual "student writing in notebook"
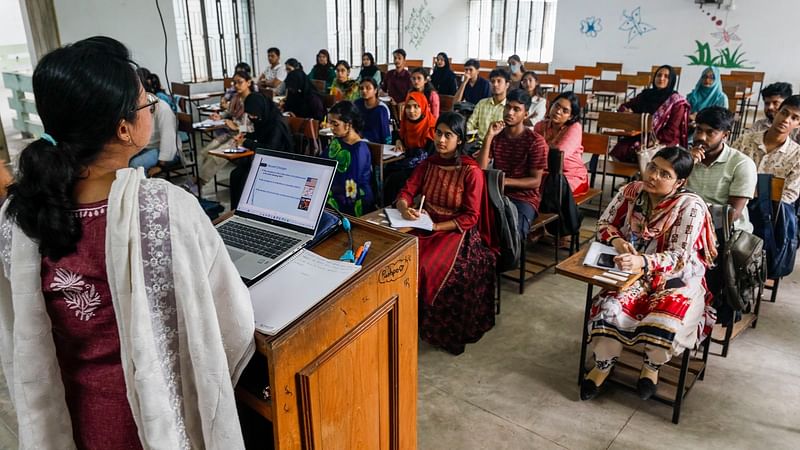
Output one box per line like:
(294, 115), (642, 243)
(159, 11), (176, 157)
(395, 112), (498, 355)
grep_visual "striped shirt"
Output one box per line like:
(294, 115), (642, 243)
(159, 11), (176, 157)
(490, 128), (548, 209)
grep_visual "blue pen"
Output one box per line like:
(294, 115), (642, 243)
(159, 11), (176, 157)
(355, 241), (372, 265)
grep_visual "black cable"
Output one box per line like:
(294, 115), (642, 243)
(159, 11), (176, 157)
(154, 0), (172, 96)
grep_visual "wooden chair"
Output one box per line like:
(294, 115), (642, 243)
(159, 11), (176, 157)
(223, 77), (234, 90)
(377, 63), (389, 73)
(723, 85), (744, 139)
(450, 62), (465, 73)
(439, 94), (455, 113)
(589, 80), (628, 113)
(162, 112), (199, 182)
(554, 69), (581, 92)
(596, 111), (650, 185)
(322, 94), (336, 109)
(405, 59), (424, 68)
(730, 70), (766, 127)
(574, 66), (602, 92)
(311, 79), (326, 93)
(537, 73), (561, 93)
(366, 142), (389, 207)
(478, 70), (491, 80)
(595, 62), (623, 76)
(287, 116), (321, 156)
(615, 73), (651, 97)
(761, 177), (787, 304)
(581, 132), (610, 211)
(479, 60), (497, 69)
(525, 62), (549, 72)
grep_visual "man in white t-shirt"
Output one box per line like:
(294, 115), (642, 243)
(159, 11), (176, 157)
(259, 47), (287, 95)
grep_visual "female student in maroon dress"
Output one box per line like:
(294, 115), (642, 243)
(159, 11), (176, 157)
(395, 112), (498, 354)
(0, 37), (254, 449)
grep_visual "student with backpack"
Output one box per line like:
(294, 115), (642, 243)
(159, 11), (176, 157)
(476, 88), (548, 237)
(395, 112), (498, 355)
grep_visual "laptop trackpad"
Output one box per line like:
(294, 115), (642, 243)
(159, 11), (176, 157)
(228, 247), (248, 262)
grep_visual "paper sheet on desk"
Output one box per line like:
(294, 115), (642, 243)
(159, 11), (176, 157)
(249, 249), (361, 335)
(193, 119), (225, 128)
(583, 241), (634, 274)
(384, 208), (434, 231)
(382, 145), (403, 159)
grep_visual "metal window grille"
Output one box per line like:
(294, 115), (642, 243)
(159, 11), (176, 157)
(468, 0), (557, 62)
(325, 0), (402, 66)
(172, 0), (258, 82)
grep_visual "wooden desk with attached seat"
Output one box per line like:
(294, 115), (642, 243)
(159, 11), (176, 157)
(556, 246), (711, 424)
(232, 215), (419, 448)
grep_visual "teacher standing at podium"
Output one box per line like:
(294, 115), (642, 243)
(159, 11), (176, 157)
(395, 112), (498, 355)
(0, 36), (254, 449)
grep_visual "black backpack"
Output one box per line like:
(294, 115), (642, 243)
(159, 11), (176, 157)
(485, 169), (520, 272)
(538, 148), (582, 236)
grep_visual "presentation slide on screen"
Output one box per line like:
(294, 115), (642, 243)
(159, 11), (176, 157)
(240, 155), (332, 229)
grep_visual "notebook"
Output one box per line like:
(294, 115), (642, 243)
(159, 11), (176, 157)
(215, 149), (337, 285)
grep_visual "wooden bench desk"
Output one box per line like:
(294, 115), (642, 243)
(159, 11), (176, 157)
(233, 215), (419, 448)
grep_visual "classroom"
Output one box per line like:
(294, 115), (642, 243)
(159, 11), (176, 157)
(0, 0), (798, 448)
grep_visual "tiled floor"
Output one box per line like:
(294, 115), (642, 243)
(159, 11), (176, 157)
(1, 129), (798, 449)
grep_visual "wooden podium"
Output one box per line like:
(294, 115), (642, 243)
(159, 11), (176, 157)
(234, 216), (419, 449)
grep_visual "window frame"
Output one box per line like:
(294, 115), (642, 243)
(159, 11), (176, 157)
(326, 0), (403, 66)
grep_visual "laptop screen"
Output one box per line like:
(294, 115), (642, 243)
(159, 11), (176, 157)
(237, 150), (337, 234)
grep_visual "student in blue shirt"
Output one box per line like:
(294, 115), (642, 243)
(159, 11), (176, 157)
(354, 78), (392, 144)
(455, 59), (490, 105)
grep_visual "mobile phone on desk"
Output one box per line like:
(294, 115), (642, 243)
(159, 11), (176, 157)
(223, 147), (248, 154)
(596, 253), (616, 269)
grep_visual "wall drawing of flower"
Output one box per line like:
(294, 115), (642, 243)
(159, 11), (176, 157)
(580, 16), (603, 37)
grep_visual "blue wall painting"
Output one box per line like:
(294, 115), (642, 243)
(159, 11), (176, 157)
(580, 16), (603, 37)
(619, 7), (655, 44)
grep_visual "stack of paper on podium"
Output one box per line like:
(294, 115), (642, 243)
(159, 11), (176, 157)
(249, 249), (361, 335)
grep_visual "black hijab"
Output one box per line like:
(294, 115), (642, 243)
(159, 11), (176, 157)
(284, 69), (325, 121)
(431, 52), (457, 96)
(243, 93), (292, 152)
(634, 65), (678, 114)
(359, 52), (379, 79)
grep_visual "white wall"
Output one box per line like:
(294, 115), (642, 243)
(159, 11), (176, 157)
(252, 0), (328, 74)
(552, 0), (800, 94)
(53, 0), (183, 85)
(401, 0), (469, 63)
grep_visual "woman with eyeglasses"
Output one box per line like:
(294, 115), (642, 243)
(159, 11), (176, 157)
(330, 60), (360, 102)
(534, 91), (588, 196)
(0, 36), (255, 448)
(395, 112), (498, 355)
(581, 146), (717, 403)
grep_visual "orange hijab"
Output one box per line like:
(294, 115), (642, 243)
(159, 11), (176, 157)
(399, 91), (436, 149)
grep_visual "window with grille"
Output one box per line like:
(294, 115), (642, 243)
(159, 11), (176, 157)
(468, 0), (558, 62)
(325, 0), (402, 66)
(172, 0), (258, 82)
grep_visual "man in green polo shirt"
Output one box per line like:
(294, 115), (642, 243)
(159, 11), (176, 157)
(467, 68), (509, 148)
(687, 106), (757, 232)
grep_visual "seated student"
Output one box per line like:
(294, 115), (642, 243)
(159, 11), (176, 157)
(430, 52), (457, 96)
(229, 87), (294, 207)
(477, 88), (547, 235)
(687, 106), (757, 232)
(358, 52), (382, 86)
(395, 112), (497, 355)
(535, 91), (589, 196)
(733, 94), (800, 204)
(611, 65), (689, 163)
(283, 69), (325, 121)
(195, 69), (253, 192)
(142, 71), (177, 112)
(324, 101), (375, 216)
(687, 67), (728, 122)
(582, 147), (717, 402)
(354, 78), (392, 144)
(310, 49), (336, 91)
(506, 54), (525, 90)
(410, 67), (440, 118)
(130, 67), (181, 176)
(467, 68), (510, 148)
(384, 91), (436, 203)
(521, 71), (547, 126)
(382, 48), (412, 105)
(330, 60), (360, 102)
(258, 47), (287, 95)
(749, 82), (799, 142)
(285, 57), (302, 73)
(0, 36), (254, 448)
(455, 59), (490, 104)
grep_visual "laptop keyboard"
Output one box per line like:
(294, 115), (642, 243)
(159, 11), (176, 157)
(218, 221), (302, 259)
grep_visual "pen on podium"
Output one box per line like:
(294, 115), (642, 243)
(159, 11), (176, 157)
(418, 195), (426, 212)
(353, 244), (365, 262)
(355, 241), (372, 265)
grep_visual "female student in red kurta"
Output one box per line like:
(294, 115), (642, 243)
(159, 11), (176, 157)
(395, 112), (498, 355)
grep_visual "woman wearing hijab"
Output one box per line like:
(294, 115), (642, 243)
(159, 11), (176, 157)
(610, 65), (690, 163)
(686, 67), (728, 122)
(358, 52), (382, 86)
(384, 90), (437, 203)
(430, 52), (458, 96)
(284, 69), (325, 121)
(309, 49), (336, 91)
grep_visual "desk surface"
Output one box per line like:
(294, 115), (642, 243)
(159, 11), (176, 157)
(208, 148), (255, 160)
(555, 246), (641, 291)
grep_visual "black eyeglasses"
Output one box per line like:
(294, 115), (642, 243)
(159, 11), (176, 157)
(134, 92), (159, 114)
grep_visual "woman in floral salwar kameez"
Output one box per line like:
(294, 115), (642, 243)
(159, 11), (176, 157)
(581, 146), (718, 401)
(395, 112), (498, 355)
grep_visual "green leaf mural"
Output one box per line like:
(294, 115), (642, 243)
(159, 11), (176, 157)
(685, 40), (753, 69)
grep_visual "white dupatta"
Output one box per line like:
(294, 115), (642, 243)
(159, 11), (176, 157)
(0, 168), (255, 449)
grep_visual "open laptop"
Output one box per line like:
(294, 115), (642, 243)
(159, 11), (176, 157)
(215, 149), (337, 284)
